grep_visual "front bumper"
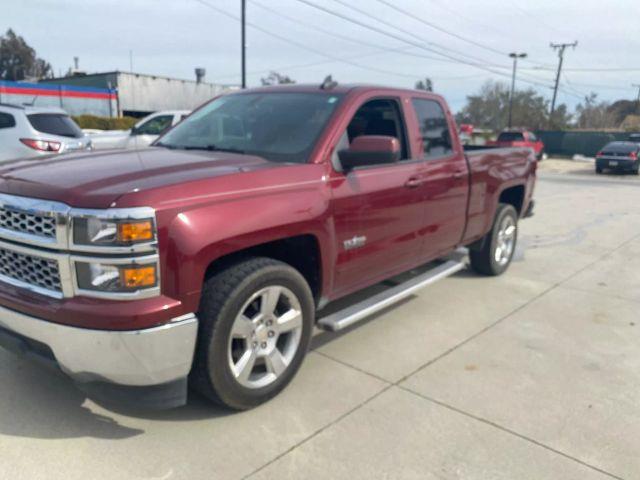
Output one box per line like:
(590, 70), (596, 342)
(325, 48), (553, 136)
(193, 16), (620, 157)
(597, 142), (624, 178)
(0, 305), (198, 408)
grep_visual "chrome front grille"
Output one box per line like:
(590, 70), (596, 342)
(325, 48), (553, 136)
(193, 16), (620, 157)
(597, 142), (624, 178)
(0, 208), (56, 239)
(0, 246), (62, 294)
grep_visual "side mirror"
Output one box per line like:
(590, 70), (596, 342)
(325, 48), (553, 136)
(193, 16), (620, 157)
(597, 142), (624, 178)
(338, 135), (400, 171)
(130, 126), (139, 136)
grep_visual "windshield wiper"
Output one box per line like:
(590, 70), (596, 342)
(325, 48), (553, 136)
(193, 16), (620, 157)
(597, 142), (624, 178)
(181, 145), (246, 154)
(154, 142), (179, 149)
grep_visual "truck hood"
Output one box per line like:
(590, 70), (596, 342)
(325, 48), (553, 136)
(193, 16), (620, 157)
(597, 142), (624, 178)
(0, 147), (277, 208)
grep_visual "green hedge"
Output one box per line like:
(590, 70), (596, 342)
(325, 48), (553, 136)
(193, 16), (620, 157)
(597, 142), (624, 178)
(72, 115), (138, 131)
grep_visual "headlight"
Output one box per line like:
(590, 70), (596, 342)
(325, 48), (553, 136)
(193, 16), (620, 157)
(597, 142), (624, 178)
(73, 217), (155, 247)
(75, 261), (158, 293)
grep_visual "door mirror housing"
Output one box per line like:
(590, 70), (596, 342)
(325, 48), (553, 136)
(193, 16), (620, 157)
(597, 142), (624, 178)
(338, 135), (400, 171)
(130, 126), (139, 136)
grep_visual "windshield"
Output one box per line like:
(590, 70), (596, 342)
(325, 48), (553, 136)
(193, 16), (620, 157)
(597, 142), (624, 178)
(157, 92), (343, 163)
(27, 113), (84, 138)
(497, 132), (525, 142)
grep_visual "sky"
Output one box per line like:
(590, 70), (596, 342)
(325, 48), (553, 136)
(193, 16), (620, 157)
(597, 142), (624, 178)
(4, 0), (640, 113)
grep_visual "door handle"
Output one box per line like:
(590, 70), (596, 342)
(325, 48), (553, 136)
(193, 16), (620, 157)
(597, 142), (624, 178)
(404, 177), (422, 188)
(453, 170), (466, 180)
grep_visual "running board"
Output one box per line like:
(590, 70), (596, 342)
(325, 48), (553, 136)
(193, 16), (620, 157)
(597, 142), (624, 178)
(317, 252), (467, 332)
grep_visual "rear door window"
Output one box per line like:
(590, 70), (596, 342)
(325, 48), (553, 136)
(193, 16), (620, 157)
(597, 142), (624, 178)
(27, 114), (83, 138)
(0, 112), (16, 129)
(411, 98), (453, 160)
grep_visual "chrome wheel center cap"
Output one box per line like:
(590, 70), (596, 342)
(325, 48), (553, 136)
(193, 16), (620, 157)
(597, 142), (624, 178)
(254, 324), (270, 343)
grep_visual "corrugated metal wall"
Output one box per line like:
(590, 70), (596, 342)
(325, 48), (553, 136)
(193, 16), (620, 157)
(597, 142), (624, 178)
(41, 72), (232, 116)
(0, 81), (117, 116)
(535, 130), (636, 157)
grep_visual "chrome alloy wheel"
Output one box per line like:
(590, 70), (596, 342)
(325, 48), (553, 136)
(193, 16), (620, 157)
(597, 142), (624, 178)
(228, 286), (303, 389)
(494, 215), (516, 266)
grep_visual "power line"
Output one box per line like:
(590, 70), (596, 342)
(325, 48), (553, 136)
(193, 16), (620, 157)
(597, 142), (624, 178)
(250, 0), (404, 53)
(331, 0), (560, 88)
(372, 0), (506, 56)
(327, 0), (502, 68)
(192, 0), (449, 82)
(293, 0), (556, 90)
(250, 1), (533, 74)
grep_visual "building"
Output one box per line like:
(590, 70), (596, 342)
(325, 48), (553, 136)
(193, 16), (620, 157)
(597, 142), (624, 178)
(0, 80), (117, 117)
(39, 70), (235, 117)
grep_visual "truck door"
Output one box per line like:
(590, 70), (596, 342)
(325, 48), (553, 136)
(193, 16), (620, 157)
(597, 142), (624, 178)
(329, 97), (427, 297)
(409, 97), (469, 259)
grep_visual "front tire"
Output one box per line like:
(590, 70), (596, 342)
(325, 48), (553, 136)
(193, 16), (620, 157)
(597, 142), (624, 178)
(470, 204), (518, 276)
(191, 257), (314, 410)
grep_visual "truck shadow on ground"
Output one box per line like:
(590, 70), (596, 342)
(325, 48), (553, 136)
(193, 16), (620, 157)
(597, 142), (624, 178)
(0, 267), (478, 440)
(0, 352), (233, 440)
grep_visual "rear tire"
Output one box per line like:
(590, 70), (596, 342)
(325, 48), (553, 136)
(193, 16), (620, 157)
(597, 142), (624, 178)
(191, 257), (314, 410)
(470, 204), (518, 276)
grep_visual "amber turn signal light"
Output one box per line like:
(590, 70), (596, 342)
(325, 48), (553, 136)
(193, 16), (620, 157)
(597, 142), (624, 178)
(117, 220), (154, 242)
(120, 266), (157, 289)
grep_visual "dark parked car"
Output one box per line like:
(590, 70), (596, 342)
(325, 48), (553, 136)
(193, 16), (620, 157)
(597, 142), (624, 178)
(595, 141), (640, 174)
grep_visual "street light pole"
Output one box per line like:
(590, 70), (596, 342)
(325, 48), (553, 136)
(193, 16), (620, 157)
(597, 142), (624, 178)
(241, 0), (246, 89)
(633, 83), (640, 113)
(508, 52), (527, 129)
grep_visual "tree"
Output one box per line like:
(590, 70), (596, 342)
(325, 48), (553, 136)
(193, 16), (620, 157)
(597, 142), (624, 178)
(574, 93), (617, 129)
(260, 71), (295, 86)
(0, 29), (52, 81)
(456, 80), (570, 130)
(607, 99), (637, 125)
(415, 78), (433, 92)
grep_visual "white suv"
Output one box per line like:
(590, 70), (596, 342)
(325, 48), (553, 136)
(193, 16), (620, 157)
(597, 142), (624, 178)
(0, 103), (91, 163)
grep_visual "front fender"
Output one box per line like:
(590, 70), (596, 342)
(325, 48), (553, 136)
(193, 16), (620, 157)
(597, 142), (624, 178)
(159, 182), (334, 312)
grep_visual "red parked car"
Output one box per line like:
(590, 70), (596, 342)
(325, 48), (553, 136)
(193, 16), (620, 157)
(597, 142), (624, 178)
(487, 129), (545, 160)
(0, 84), (536, 409)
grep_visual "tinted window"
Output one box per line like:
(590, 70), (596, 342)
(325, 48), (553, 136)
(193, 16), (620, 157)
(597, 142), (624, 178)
(27, 114), (83, 138)
(602, 141), (638, 153)
(0, 112), (16, 129)
(159, 92), (343, 163)
(497, 132), (525, 142)
(411, 98), (453, 159)
(136, 115), (174, 135)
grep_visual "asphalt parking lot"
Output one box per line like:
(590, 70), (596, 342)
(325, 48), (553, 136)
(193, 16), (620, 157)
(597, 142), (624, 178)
(0, 158), (638, 480)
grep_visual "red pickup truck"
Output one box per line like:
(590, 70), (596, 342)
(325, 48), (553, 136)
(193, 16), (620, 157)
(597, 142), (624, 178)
(0, 84), (535, 409)
(487, 129), (545, 160)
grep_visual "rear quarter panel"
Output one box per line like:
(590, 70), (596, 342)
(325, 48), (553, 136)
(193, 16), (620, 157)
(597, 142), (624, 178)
(463, 147), (535, 243)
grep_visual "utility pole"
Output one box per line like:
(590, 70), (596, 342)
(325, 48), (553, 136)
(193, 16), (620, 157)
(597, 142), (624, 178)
(633, 83), (640, 113)
(508, 52), (527, 129)
(549, 41), (577, 124)
(241, 0), (246, 89)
